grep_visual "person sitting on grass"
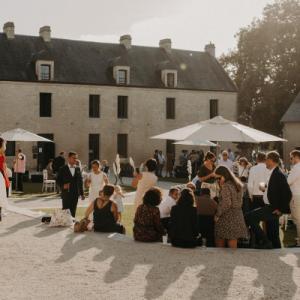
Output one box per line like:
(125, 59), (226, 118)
(195, 188), (217, 247)
(133, 187), (165, 242)
(159, 187), (180, 231)
(84, 184), (125, 234)
(169, 188), (199, 248)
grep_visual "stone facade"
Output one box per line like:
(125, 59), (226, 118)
(0, 81), (237, 170)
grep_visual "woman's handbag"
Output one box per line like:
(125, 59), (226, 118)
(49, 209), (74, 227)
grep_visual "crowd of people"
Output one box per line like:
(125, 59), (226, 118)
(1, 135), (300, 250)
(52, 148), (300, 250)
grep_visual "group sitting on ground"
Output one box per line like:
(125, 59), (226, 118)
(54, 148), (300, 250)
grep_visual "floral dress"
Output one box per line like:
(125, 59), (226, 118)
(215, 181), (248, 240)
(133, 204), (165, 242)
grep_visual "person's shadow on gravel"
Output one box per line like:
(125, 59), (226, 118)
(55, 231), (298, 299)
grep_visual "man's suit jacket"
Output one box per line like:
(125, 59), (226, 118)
(57, 165), (83, 201)
(267, 167), (292, 214)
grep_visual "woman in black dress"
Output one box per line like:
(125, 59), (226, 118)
(84, 184), (124, 233)
(169, 188), (199, 248)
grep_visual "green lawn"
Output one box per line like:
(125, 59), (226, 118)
(38, 205), (135, 236)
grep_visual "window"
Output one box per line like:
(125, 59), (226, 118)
(117, 69), (128, 85)
(40, 64), (51, 81)
(166, 98), (175, 119)
(89, 134), (100, 164)
(5, 141), (15, 156)
(166, 73), (175, 88)
(40, 93), (52, 117)
(37, 134), (55, 171)
(118, 96), (128, 119)
(89, 95), (100, 118)
(117, 134), (128, 158)
(210, 99), (219, 118)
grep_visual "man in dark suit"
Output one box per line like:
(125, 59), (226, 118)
(246, 151), (292, 249)
(57, 151), (84, 217)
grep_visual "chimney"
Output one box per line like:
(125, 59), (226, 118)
(39, 26), (51, 42)
(159, 38), (172, 53)
(205, 42), (216, 57)
(3, 22), (15, 39)
(120, 34), (132, 50)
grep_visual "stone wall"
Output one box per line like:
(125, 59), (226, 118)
(0, 81), (237, 170)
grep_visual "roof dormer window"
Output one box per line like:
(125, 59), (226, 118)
(161, 70), (177, 88)
(36, 60), (54, 81)
(40, 64), (51, 81)
(118, 69), (128, 85)
(113, 66), (130, 85)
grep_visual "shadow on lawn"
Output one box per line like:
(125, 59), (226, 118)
(54, 231), (299, 299)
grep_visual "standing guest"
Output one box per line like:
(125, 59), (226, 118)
(198, 151), (217, 199)
(14, 149), (26, 192)
(246, 151), (292, 249)
(218, 150), (233, 171)
(196, 188), (217, 247)
(134, 158), (158, 210)
(113, 185), (125, 222)
(101, 160), (110, 175)
(159, 187), (180, 231)
(247, 152), (271, 210)
(157, 150), (166, 177)
(169, 188), (199, 248)
(46, 159), (55, 180)
(84, 184), (124, 233)
(189, 150), (199, 177)
(179, 150), (188, 167)
(153, 150), (159, 176)
(57, 151), (85, 217)
(85, 160), (108, 202)
(52, 152), (66, 174)
(228, 149), (235, 162)
(166, 152), (175, 178)
(237, 157), (251, 181)
(131, 167), (142, 189)
(214, 166), (248, 249)
(133, 187), (165, 242)
(0, 138), (9, 220)
(288, 150), (300, 246)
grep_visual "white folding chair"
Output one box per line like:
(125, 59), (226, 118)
(42, 169), (56, 192)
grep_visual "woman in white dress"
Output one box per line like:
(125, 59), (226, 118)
(0, 138), (9, 220)
(134, 158), (158, 210)
(85, 160), (108, 202)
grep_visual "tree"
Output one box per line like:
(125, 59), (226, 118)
(220, 0), (300, 135)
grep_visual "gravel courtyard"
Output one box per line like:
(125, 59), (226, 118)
(1, 213), (300, 300)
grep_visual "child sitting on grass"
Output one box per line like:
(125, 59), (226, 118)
(113, 185), (125, 222)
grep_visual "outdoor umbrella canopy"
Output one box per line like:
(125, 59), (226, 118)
(151, 116), (287, 143)
(0, 128), (53, 142)
(173, 140), (218, 147)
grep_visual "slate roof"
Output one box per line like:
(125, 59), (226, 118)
(0, 33), (237, 92)
(281, 92), (300, 123)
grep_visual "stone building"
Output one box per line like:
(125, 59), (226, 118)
(281, 91), (300, 163)
(0, 22), (237, 171)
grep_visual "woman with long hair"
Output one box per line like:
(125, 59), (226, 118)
(214, 166), (248, 248)
(198, 151), (218, 199)
(0, 138), (9, 220)
(169, 188), (199, 248)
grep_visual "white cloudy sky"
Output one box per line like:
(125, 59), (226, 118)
(1, 0), (274, 56)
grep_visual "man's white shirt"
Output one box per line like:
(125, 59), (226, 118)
(68, 164), (75, 176)
(288, 162), (300, 196)
(159, 195), (176, 218)
(247, 163), (271, 198)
